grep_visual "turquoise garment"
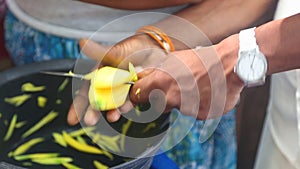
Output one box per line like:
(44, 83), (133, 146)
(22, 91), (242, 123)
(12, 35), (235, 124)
(4, 11), (81, 65)
(4, 10), (237, 169)
(162, 109), (236, 169)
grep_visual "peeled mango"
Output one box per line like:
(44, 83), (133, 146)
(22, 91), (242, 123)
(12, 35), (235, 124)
(87, 63), (137, 111)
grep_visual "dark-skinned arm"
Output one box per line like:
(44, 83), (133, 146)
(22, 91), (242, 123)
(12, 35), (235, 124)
(153, 0), (277, 49)
(79, 0), (201, 10)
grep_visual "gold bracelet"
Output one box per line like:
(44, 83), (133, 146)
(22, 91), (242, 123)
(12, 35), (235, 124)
(137, 25), (175, 53)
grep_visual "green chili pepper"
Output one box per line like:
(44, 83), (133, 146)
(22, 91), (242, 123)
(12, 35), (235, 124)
(58, 78), (69, 92)
(62, 162), (82, 169)
(4, 94), (31, 107)
(31, 157), (73, 165)
(12, 137), (44, 156)
(21, 82), (45, 92)
(93, 160), (108, 169)
(4, 114), (18, 141)
(22, 110), (58, 138)
(14, 153), (59, 161)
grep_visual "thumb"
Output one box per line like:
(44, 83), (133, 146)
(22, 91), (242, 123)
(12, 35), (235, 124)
(79, 38), (110, 62)
(79, 39), (125, 67)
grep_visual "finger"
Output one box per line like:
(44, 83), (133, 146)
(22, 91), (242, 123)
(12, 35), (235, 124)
(67, 82), (90, 126)
(136, 68), (155, 79)
(79, 38), (110, 62)
(118, 100), (134, 113)
(84, 106), (101, 126)
(130, 70), (158, 105)
(106, 110), (121, 123)
(105, 101), (133, 123)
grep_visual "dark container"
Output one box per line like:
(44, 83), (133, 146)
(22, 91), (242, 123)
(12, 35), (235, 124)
(0, 59), (169, 169)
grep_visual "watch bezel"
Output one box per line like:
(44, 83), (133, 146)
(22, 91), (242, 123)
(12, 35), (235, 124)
(234, 48), (268, 87)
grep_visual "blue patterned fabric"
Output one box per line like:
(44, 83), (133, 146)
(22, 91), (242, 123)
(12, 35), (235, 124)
(4, 11), (81, 65)
(162, 109), (236, 169)
(4, 9), (237, 169)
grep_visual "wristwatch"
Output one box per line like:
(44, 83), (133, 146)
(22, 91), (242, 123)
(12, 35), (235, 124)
(234, 27), (268, 87)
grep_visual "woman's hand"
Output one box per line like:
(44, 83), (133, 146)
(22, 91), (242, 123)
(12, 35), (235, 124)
(67, 34), (166, 126)
(129, 35), (245, 119)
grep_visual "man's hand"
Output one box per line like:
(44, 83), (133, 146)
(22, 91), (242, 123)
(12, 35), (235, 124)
(129, 35), (245, 119)
(67, 34), (167, 126)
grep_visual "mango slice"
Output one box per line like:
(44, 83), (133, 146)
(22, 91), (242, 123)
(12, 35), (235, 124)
(52, 132), (68, 147)
(22, 111), (58, 138)
(62, 162), (82, 169)
(15, 121), (27, 128)
(58, 78), (69, 92)
(62, 131), (105, 155)
(14, 153), (59, 161)
(88, 63), (137, 111)
(21, 83), (46, 92)
(4, 94), (31, 107)
(4, 114), (18, 141)
(93, 160), (108, 169)
(11, 137), (44, 157)
(37, 96), (47, 108)
(31, 157), (73, 165)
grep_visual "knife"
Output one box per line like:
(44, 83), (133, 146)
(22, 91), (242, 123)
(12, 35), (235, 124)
(40, 71), (135, 85)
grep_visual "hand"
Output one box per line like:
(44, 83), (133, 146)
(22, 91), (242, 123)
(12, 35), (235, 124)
(129, 35), (245, 119)
(67, 34), (167, 126)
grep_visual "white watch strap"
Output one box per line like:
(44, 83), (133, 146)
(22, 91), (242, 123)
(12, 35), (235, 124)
(239, 27), (257, 51)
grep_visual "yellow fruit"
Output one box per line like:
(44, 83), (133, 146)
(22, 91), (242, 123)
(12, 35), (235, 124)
(88, 63), (137, 111)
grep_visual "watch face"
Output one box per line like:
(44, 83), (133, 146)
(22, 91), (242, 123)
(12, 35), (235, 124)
(236, 51), (267, 82)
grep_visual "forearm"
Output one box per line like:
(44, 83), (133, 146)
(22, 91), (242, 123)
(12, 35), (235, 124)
(79, 0), (201, 10)
(256, 13), (300, 74)
(152, 0), (276, 49)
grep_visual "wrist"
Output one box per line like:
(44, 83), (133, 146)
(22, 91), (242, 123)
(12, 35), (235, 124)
(215, 34), (245, 86)
(132, 33), (162, 49)
(136, 25), (175, 53)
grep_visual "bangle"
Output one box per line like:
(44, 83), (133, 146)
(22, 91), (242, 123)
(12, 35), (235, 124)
(137, 25), (175, 53)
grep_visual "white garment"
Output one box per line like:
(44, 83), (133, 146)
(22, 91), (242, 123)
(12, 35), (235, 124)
(255, 0), (300, 168)
(6, 0), (186, 43)
(255, 122), (298, 169)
